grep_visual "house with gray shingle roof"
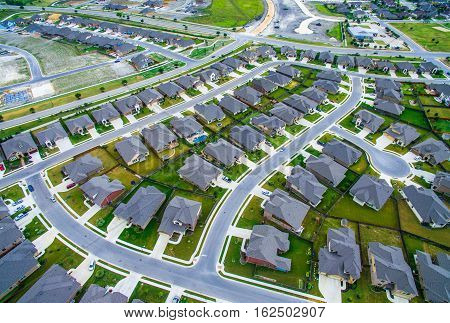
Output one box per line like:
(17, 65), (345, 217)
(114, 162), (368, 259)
(252, 78), (278, 94)
(280, 46), (296, 58)
(115, 136), (149, 166)
(376, 88), (402, 104)
(0, 240), (39, 299)
(222, 57), (246, 70)
(269, 103), (303, 125)
(80, 175), (125, 208)
(0, 198), (9, 220)
(156, 82), (185, 98)
(19, 264), (81, 303)
(301, 87), (327, 104)
(313, 79), (339, 94)
(350, 175), (393, 211)
(319, 227), (362, 284)
(178, 154), (222, 191)
(286, 166), (327, 207)
(158, 196), (202, 237)
(174, 75), (203, 91)
(283, 94), (318, 114)
(219, 94), (248, 115)
(317, 70), (342, 83)
(412, 138), (450, 165)
(244, 225), (291, 272)
(374, 99), (405, 116)
(114, 186), (166, 229)
(432, 171), (450, 195)
(368, 242), (418, 301)
(0, 217), (24, 257)
(337, 55), (355, 69)
(355, 57), (374, 69)
(34, 123), (68, 149)
(322, 139), (362, 167)
(306, 154), (347, 187)
(396, 62), (416, 74)
(229, 125), (265, 152)
(276, 65), (300, 78)
(92, 103), (120, 126)
(318, 51), (335, 64)
(62, 154), (103, 184)
(401, 185), (449, 228)
(265, 71), (292, 87)
(301, 49), (317, 61)
(418, 62), (439, 75)
(251, 114), (286, 137)
(263, 189), (310, 233)
(113, 95), (143, 115)
(376, 78), (400, 91)
(1, 133), (38, 161)
(142, 123), (178, 153)
(65, 114), (95, 135)
(353, 109), (384, 133)
(234, 86), (263, 106)
(203, 139), (244, 167)
(415, 251), (450, 303)
(194, 103), (225, 124)
(211, 62), (234, 77)
(130, 54), (154, 70)
(375, 61), (395, 72)
(196, 69), (220, 83)
(136, 88), (164, 107)
(80, 284), (128, 303)
(238, 50), (260, 63)
(170, 116), (204, 142)
(256, 46), (276, 59)
(384, 123), (420, 147)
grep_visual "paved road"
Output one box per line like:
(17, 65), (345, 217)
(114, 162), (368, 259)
(0, 43), (43, 80)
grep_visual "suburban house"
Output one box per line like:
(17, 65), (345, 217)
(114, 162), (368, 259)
(222, 57), (246, 70)
(283, 94), (318, 115)
(368, 242), (418, 301)
(114, 186), (166, 229)
(34, 123), (68, 149)
(65, 115), (95, 135)
(244, 225), (291, 272)
(376, 88), (402, 104)
(432, 171), (450, 195)
(0, 240), (39, 299)
(375, 61), (395, 72)
(229, 125), (265, 152)
(196, 69), (220, 83)
(136, 88), (164, 107)
(1, 133), (38, 161)
(396, 62), (417, 74)
(263, 189), (310, 233)
(234, 86), (263, 106)
(250, 114), (286, 137)
(411, 138), (450, 165)
(158, 196), (202, 237)
(306, 154), (347, 187)
(62, 154), (103, 184)
(238, 50), (260, 63)
(194, 103), (225, 124)
(337, 55), (355, 69)
(113, 95), (144, 115)
(256, 46), (276, 59)
(376, 78), (400, 91)
(401, 185), (449, 228)
(415, 251), (450, 303)
(18, 264), (81, 303)
(280, 46), (297, 59)
(80, 285), (128, 303)
(317, 70), (342, 83)
(301, 87), (327, 104)
(80, 175), (125, 208)
(115, 136), (149, 166)
(427, 84), (450, 107)
(286, 166), (327, 207)
(265, 71), (292, 87)
(211, 62), (234, 77)
(170, 116), (205, 143)
(219, 95), (249, 115)
(174, 75), (203, 91)
(92, 103), (121, 126)
(177, 154), (222, 191)
(0, 198), (9, 220)
(322, 139), (362, 167)
(374, 99), (405, 116)
(301, 49), (318, 61)
(349, 175), (393, 211)
(203, 139), (245, 167)
(355, 57), (374, 69)
(269, 103), (303, 125)
(0, 217), (24, 257)
(313, 79), (339, 94)
(352, 109), (384, 133)
(156, 82), (185, 98)
(384, 123), (420, 147)
(130, 54), (154, 70)
(276, 64), (300, 78)
(318, 51), (335, 64)
(319, 227), (362, 284)
(418, 62), (439, 75)
(251, 78), (278, 94)
(142, 123), (178, 153)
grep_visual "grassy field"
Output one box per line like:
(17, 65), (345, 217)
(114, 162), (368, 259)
(184, 0), (264, 28)
(391, 22), (450, 52)
(23, 217), (48, 241)
(129, 282), (169, 303)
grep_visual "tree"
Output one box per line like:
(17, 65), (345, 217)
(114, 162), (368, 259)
(140, 19), (144, 23)
(99, 86), (105, 92)
(122, 79), (128, 86)
(75, 93), (81, 99)
(0, 115), (3, 122)
(29, 108), (35, 113)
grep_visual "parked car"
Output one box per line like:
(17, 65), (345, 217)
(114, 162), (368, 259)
(12, 199), (23, 206)
(222, 176), (232, 183)
(172, 296), (180, 303)
(27, 185), (34, 192)
(66, 183), (76, 189)
(88, 260), (96, 271)
(50, 195), (56, 203)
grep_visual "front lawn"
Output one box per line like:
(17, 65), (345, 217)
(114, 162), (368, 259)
(339, 114), (361, 133)
(150, 154), (195, 191)
(0, 184), (25, 203)
(59, 187), (89, 216)
(236, 196), (264, 229)
(266, 135), (288, 149)
(223, 163), (249, 181)
(75, 266), (125, 302)
(246, 149), (267, 163)
(304, 113), (322, 123)
(88, 206), (114, 232)
(285, 123), (306, 135)
(128, 151), (162, 176)
(262, 172), (286, 192)
(223, 237), (255, 278)
(129, 282), (169, 303)
(23, 217), (48, 241)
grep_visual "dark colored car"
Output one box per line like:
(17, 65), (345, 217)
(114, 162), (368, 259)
(27, 185), (34, 192)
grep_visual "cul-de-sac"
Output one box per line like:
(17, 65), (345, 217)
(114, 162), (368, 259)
(0, 0), (448, 304)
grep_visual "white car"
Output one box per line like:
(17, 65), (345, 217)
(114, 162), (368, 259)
(50, 196), (56, 203)
(88, 260), (96, 271)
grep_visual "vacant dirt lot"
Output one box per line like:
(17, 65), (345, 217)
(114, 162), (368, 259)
(0, 55), (30, 86)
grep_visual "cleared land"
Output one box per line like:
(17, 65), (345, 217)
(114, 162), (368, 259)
(0, 55), (30, 86)
(391, 22), (450, 52)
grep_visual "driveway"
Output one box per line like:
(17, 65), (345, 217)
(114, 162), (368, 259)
(110, 118), (124, 129)
(151, 233), (171, 260)
(318, 274), (342, 303)
(55, 137), (74, 152)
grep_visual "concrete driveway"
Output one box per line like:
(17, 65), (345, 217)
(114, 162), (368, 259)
(319, 274), (342, 303)
(56, 137), (74, 152)
(151, 233), (171, 260)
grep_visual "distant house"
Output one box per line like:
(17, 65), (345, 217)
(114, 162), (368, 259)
(80, 175), (125, 208)
(136, 88), (164, 107)
(283, 94), (317, 115)
(203, 139), (244, 167)
(322, 139), (362, 167)
(194, 103), (225, 124)
(174, 75), (203, 91)
(229, 125), (265, 152)
(306, 154), (347, 187)
(196, 69), (220, 83)
(156, 82), (185, 98)
(263, 189), (309, 233)
(432, 171), (450, 195)
(350, 175), (393, 211)
(415, 251), (450, 303)
(115, 136), (149, 166)
(318, 51), (335, 64)
(0, 217), (24, 257)
(317, 70), (342, 83)
(234, 86), (263, 106)
(178, 154), (222, 191)
(238, 50), (260, 63)
(269, 103), (303, 125)
(211, 62), (233, 77)
(427, 84), (450, 107)
(375, 61), (395, 72)
(286, 166), (327, 207)
(34, 123), (68, 149)
(348, 26), (378, 41)
(1, 133), (38, 161)
(352, 109), (384, 133)
(276, 65), (300, 78)
(130, 54), (154, 70)
(114, 186), (166, 229)
(301, 49), (318, 61)
(244, 225), (291, 272)
(219, 95), (248, 115)
(170, 116), (204, 142)
(265, 71), (291, 87)
(368, 242), (418, 301)
(65, 115), (95, 135)
(142, 123), (178, 153)
(337, 55), (355, 69)
(376, 78), (400, 91)
(92, 103), (120, 126)
(418, 62), (439, 75)
(222, 57), (246, 70)
(319, 227), (361, 284)
(374, 99), (405, 116)
(301, 87), (327, 104)
(256, 46), (276, 59)
(114, 95), (144, 115)
(251, 78), (278, 94)
(103, 4), (128, 11)
(376, 88), (402, 104)
(396, 62), (416, 74)
(280, 46), (296, 58)
(251, 114), (286, 137)
(401, 185), (449, 228)
(313, 80), (339, 94)
(355, 57), (373, 69)
(80, 285), (128, 303)
(384, 123), (420, 147)
(411, 138), (450, 165)
(18, 264), (81, 303)
(62, 154), (103, 184)
(158, 196), (202, 237)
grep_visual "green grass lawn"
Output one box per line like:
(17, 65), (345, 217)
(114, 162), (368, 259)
(236, 196), (264, 229)
(327, 22), (343, 41)
(336, 171), (360, 192)
(23, 217), (48, 241)
(59, 187), (89, 216)
(289, 154), (306, 167)
(314, 3), (345, 17)
(184, 0), (264, 28)
(285, 123), (306, 135)
(269, 88), (291, 101)
(349, 153), (369, 174)
(149, 154), (197, 190)
(304, 113), (322, 123)
(128, 151), (162, 176)
(339, 114), (361, 133)
(119, 220), (160, 250)
(160, 96), (184, 109)
(313, 217), (359, 257)
(180, 296), (204, 303)
(129, 282), (169, 303)
(391, 22), (450, 52)
(316, 188), (341, 214)
(105, 166), (140, 191)
(75, 266), (125, 302)
(399, 109), (430, 129)
(0, 184), (25, 203)
(246, 149), (268, 163)
(266, 135), (288, 149)
(385, 143), (409, 155)
(223, 163), (249, 181)
(342, 267), (389, 303)
(47, 161), (70, 186)
(89, 147), (119, 171)
(300, 210), (323, 242)
(402, 233), (449, 271)
(223, 237), (255, 278)
(262, 172), (286, 192)
(87, 206), (114, 232)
